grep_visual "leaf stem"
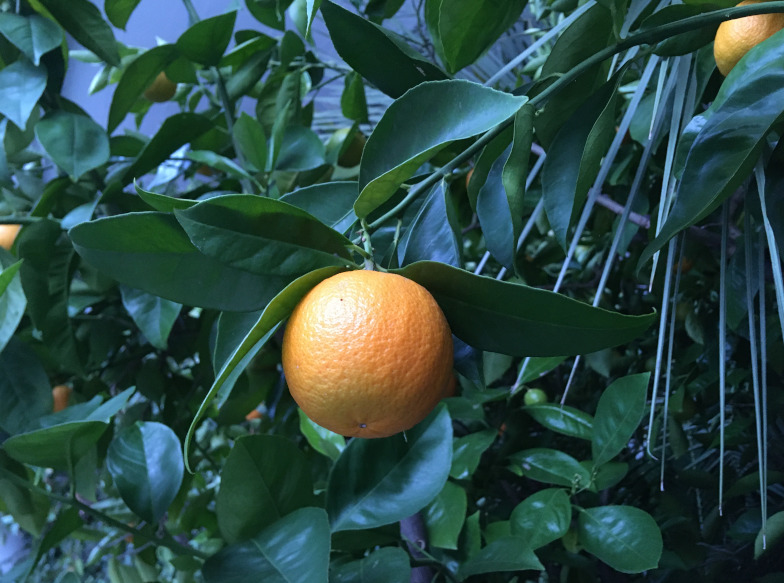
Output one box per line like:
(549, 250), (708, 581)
(181, 0), (200, 25)
(360, 219), (376, 270)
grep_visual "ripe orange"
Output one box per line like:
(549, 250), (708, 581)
(144, 71), (177, 102)
(0, 224), (21, 250)
(714, 0), (784, 75)
(282, 270), (453, 438)
(52, 385), (72, 412)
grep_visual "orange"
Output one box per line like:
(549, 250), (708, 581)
(0, 224), (21, 250)
(282, 270), (453, 438)
(52, 385), (72, 412)
(714, 0), (784, 75)
(143, 71), (177, 102)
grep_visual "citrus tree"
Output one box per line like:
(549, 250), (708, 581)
(0, 0), (783, 581)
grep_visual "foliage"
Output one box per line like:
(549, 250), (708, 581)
(1, 0), (784, 581)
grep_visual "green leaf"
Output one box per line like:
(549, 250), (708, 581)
(36, 0), (120, 66)
(3, 421), (107, 470)
(202, 507), (329, 583)
(322, 1), (447, 99)
(216, 435), (315, 543)
(176, 11), (237, 67)
(578, 506), (662, 573)
(509, 448), (591, 488)
(510, 488), (571, 549)
(0, 338), (52, 435)
(517, 356), (567, 384)
(398, 261), (655, 357)
(35, 111), (110, 180)
(105, 421), (184, 524)
(173, 194), (354, 277)
(356, 80), (526, 218)
(592, 373), (649, 466)
(134, 181), (196, 212)
(422, 481), (466, 550)
(326, 404), (452, 532)
(639, 29), (784, 267)
(0, 257), (25, 355)
(0, 13), (62, 65)
(105, 0), (143, 29)
(341, 71), (368, 122)
(184, 266), (345, 470)
(108, 44), (179, 133)
(542, 71), (623, 250)
(450, 429), (495, 479)
(0, 59), (47, 130)
(233, 113), (268, 172)
(119, 286), (181, 350)
(427, 0), (527, 74)
(280, 181), (359, 234)
(641, 5), (719, 57)
(585, 461), (628, 491)
(398, 180), (460, 267)
(524, 404), (594, 441)
(246, 0), (295, 30)
(458, 536), (544, 578)
(330, 547), (410, 583)
(0, 451), (50, 536)
(275, 126), (326, 171)
(755, 510), (784, 559)
(70, 212), (286, 312)
(187, 150), (257, 182)
(476, 143), (517, 270)
(298, 410), (346, 461)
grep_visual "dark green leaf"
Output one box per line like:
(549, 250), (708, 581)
(585, 461), (628, 491)
(275, 126), (326, 171)
(341, 71), (368, 122)
(0, 338), (52, 435)
(70, 212), (287, 311)
(322, 0), (447, 99)
(510, 488), (571, 549)
(450, 429), (495, 479)
(202, 507), (329, 583)
(592, 373), (649, 466)
(509, 448), (591, 488)
(106, 422), (184, 523)
(398, 262), (655, 357)
(458, 536), (544, 578)
(233, 113), (268, 172)
(578, 506), (662, 573)
(755, 510), (784, 559)
(398, 180), (460, 267)
(641, 5), (719, 57)
(0, 257), (25, 355)
(0, 59), (47, 130)
(298, 410), (346, 461)
(119, 286), (181, 350)
(35, 111), (110, 180)
(356, 80), (526, 218)
(0, 13), (62, 65)
(105, 0), (143, 29)
(476, 143), (516, 269)
(176, 11), (237, 67)
(326, 405), (452, 532)
(187, 150), (256, 182)
(330, 547), (410, 583)
(3, 421), (107, 470)
(422, 481), (466, 550)
(280, 181), (359, 234)
(517, 356), (566, 384)
(245, 0), (295, 30)
(134, 181), (196, 212)
(0, 451), (50, 535)
(216, 435), (315, 543)
(524, 404), (594, 441)
(36, 0), (120, 66)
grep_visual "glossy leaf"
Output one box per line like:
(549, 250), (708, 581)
(476, 144), (516, 270)
(524, 404), (594, 441)
(202, 507), (330, 583)
(592, 373), (649, 466)
(35, 111), (110, 180)
(0, 59), (47, 130)
(187, 150), (256, 182)
(216, 435), (315, 543)
(0, 451), (49, 536)
(330, 547), (410, 583)
(586, 461), (628, 491)
(119, 286), (181, 350)
(36, 0), (120, 66)
(176, 11), (236, 67)
(298, 410), (346, 461)
(578, 506), (662, 573)
(105, 0), (143, 29)
(326, 405), (452, 532)
(70, 212), (288, 311)
(458, 536), (544, 578)
(422, 480), (466, 550)
(280, 181), (359, 234)
(398, 262), (655, 357)
(640, 29), (784, 267)
(134, 181), (196, 212)
(641, 5), (718, 57)
(450, 429), (496, 479)
(106, 422), (184, 523)
(0, 338), (52, 436)
(108, 44), (179, 133)
(233, 112), (268, 172)
(275, 126), (326, 171)
(173, 194), (354, 277)
(184, 266), (345, 470)
(0, 13), (62, 65)
(510, 488), (571, 549)
(755, 510), (784, 559)
(509, 448), (591, 488)
(0, 258), (25, 355)
(517, 356), (566, 384)
(322, 1), (447, 99)
(398, 180), (460, 267)
(356, 80), (526, 218)
(246, 0), (295, 30)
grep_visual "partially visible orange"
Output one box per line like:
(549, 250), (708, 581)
(52, 385), (72, 412)
(0, 224), (21, 250)
(282, 270), (453, 438)
(144, 71), (177, 102)
(714, 0), (784, 75)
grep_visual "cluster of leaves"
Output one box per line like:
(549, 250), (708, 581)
(1, 0), (784, 581)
